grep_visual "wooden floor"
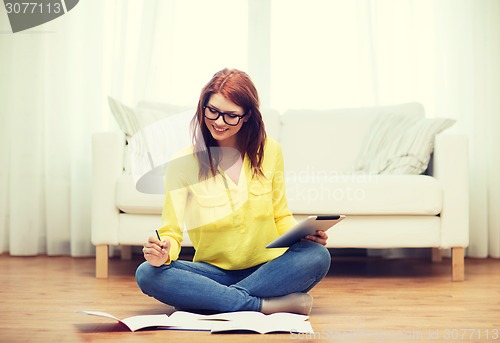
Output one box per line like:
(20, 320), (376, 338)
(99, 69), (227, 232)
(0, 253), (499, 343)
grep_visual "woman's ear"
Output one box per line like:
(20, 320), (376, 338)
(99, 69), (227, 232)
(243, 110), (252, 122)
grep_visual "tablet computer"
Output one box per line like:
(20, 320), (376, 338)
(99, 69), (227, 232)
(266, 215), (346, 248)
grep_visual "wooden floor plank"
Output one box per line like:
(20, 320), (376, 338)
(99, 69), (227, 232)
(0, 253), (499, 342)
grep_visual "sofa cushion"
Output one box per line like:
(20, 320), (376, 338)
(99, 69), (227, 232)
(116, 175), (164, 214)
(108, 96), (192, 138)
(116, 174), (442, 216)
(108, 97), (195, 175)
(126, 111), (193, 179)
(354, 109), (424, 172)
(285, 174), (442, 215)
(357, 115), (456, 175)
(260, 107), (281, 141)
(280, 102), (425, 173)
(118, 213), (193, 246)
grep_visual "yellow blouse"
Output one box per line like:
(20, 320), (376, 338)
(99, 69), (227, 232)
(158, 137), (297, 270)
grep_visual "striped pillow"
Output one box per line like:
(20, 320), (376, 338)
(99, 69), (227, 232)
(354, 112), (423, 172)
(366, 117), (456, 174)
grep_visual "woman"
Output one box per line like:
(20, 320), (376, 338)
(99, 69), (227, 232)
(136, 68), (331, 315)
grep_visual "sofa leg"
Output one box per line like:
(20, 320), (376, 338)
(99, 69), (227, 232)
(431, 248), (443, 262)
(96, 244), (109, 279)
(451, 247), (465, 281)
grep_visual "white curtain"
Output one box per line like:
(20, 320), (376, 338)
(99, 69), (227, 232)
(1, 0), (499, 257)
(0, 0), (116, 255)
(269, 0), (500, 258)
(0, 0), (249, 256)
(432, 0), (500, 258)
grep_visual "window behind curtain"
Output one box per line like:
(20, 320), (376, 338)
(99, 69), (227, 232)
(269, 0), (437, 113)
(126, 0), (436, 112)
(144, 0), (248, 105)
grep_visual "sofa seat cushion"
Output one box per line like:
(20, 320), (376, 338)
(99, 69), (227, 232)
(116, 175), (164, 214)
(117, 213), (193, 246)
(285, 174), (442, 215)
(116, 174), (442, 216)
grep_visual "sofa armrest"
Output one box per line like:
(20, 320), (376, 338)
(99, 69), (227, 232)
(91, 131), (125, 246)
(431, 134), (469, 248)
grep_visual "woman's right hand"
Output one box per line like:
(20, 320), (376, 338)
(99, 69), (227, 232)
(142, 236), (171, 267)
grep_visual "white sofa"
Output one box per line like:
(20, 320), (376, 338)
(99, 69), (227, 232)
(92, 102), (468, 280)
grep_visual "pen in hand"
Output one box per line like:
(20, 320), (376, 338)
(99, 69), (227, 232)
(155, 230), (165, 251)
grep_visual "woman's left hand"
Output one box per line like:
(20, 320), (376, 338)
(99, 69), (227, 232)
(303, 230), (328, 246)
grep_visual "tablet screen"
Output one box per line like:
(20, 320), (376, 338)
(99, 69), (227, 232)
(266, 215), (346, 248)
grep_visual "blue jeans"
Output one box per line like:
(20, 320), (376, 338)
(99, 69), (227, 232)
(135, 241), (331, 312)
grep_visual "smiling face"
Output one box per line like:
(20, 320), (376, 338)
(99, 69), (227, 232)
(204, 93), (247, 148)
(193, 68), (266, 180)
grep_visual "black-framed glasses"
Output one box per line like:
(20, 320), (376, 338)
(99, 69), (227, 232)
(203, 106), (247, 126)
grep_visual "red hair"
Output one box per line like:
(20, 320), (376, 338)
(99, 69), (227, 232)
(191, 68), (266, 180)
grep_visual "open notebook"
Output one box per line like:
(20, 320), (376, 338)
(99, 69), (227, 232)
(78, 310), (314, 334)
